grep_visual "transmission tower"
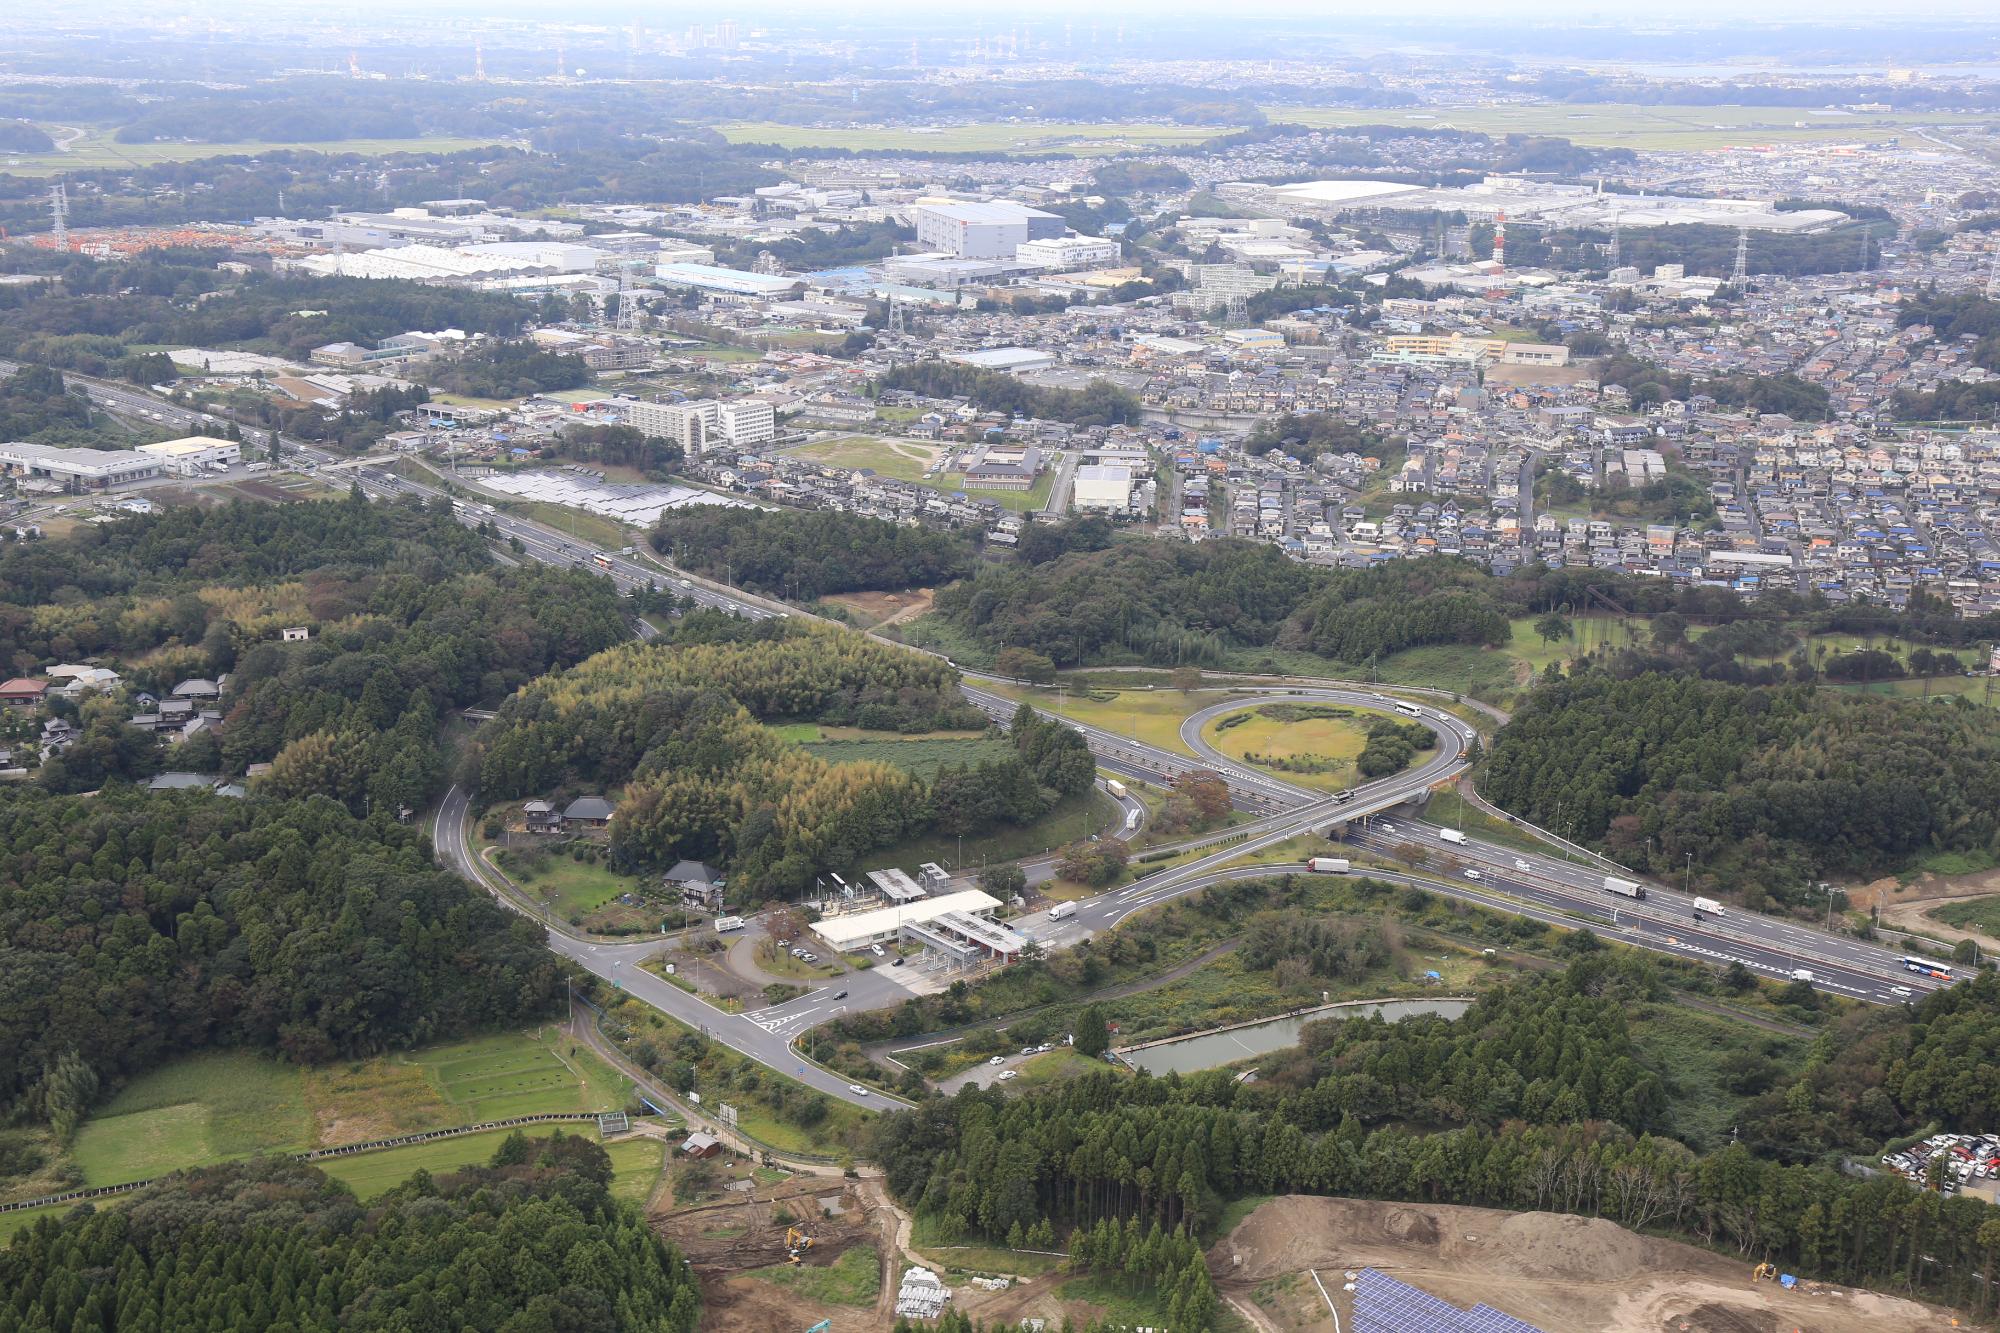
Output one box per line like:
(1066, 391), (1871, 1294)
(886, 296), (907, 337)
(1986, 251), (2000, 302)
(48, 182), (68, 250)
(1607, 208), (1621, 267)
(1731, 228), (1749, 284)
(1225, 294), (1248, 325)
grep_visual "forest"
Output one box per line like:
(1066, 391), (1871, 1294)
(0, 1136), (701, 1332)
(1480, 669), (2000, 905)
(0, 255), (533, 370)
(873, 953), (2000, 1319)
(472, 617), (1090, 892)
(652, 506), (977, 600)
(0, 365), (142, 447)
(418, 339), (589, 399)
(549, 422), (683, 479)
(878, 362), (1143, 429)
(0, 788), (563, 1137)
(933, 537), (1511, 669)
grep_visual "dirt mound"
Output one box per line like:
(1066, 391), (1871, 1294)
(1219, 1196), (1648, 1284)
(1218, 1197), (1963, 1333)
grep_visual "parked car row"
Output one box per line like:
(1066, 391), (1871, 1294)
(1881, 1133), (2000, 1192)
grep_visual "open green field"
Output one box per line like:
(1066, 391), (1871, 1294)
(1, 128), (507, 178)
(783, 434), (941, 483)
(63, 1029), (630, 1191)
(492, 844), (648, 923)
(500, 499), (630, 550)
(1933, 897), (2000, 937)
(1264, 101), (1961, 149)
(940, 469), (1055, 512)
(1506, 614), (1654, 671)
(805, 735), (1017, 780)
(981, 682), (1239, 757)
(749, 1242), (882, 1307)
(865, 785), (1119, 873)
(1201, 703), (1376, 792)
(72, 1051), (312, 1188)
(715, 120), (1233, 155)
(1628, 1004), (1810, 1151)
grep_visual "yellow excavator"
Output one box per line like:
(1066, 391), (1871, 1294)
(785, 1225), (814, 1264)
(1752, 1262), (1779, 1282)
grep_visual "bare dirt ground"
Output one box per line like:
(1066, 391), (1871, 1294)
(654, 1175), (881, 1333)
(1217, 1197), (1968, 1333)
(1862, 870), (2000, 953)
(822, 587), (934, 629)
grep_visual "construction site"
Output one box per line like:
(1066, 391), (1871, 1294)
(1214, 1197), (1972, 1333)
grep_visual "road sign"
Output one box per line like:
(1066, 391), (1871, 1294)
(717, 1102), (739, 1129)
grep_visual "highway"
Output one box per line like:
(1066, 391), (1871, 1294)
(24, 371), (1965, 1111)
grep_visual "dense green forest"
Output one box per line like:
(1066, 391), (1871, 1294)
(934, 538), (1510, 669)
(0, 1136), (700, 1332)
(873, 954), (2000, 1319)
(879, 362), (1143, 428)
(1481, 670), (2000, 905)
(652, 507), (976, 600)
(418, 339), (589, 399)
(472, 617), (1090, 892)
(0, 789), (562, 1136)
(548, 422), (683, 479)
(0, 492), (628, 801)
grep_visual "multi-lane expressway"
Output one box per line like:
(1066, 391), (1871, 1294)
(30, 372), (1963, 1110)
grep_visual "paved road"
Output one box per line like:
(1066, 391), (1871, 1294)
(33, 373), (1968, 1108)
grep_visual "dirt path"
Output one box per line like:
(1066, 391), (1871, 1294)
(1875, 884), (2000, 953)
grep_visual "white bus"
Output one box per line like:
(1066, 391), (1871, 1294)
(1393, 701), (1421, 717)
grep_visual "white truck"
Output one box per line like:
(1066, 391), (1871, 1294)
(1439, 828), (1468, 845)
(1790, 968), (1815, 982)
(1105, 779), (1128, 799)
(1602, 875), (1646, 900)
(1047, 902), (1077, 922)
(1692, 896), (1725, 916)
(1306, 857), (1351, 874)
(713, 915), (745, 932)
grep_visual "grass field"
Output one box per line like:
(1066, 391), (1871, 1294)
(980, 682), (1237, 757)
(1506, 615), (1654, 672)
(493, 846), (648, 923)
(1933, 897), (2000, 937)
(804, 735), (1017, 780)
(783, 435), (941, 483)
(72, 1051), (312, 1187)
(1265, 101), (1960, 149)
(865, 785), (1119, 873)
(64, 1029), (629, 1190)
(500, 499), (630, 550)
(715, 120), (1233, 155)
(1201, 703), (1375, 792)
(749, 1242), (882, 1307)
(1, 128), (507, 178)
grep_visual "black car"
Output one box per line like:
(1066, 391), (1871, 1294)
(834, 989), (848, 999)
(891, 958), (904, 967)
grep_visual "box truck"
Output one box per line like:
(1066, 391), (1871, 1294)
(1692, 896), (1725, 916)
(1307, 857), (1351, 874)
(1105, 779), (1128, 799)
(1047, 902), (1077, 922)
(1439, 828), (1468, 845)
(1602, 876), (1645, 900)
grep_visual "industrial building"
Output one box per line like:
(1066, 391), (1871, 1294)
(912, 200), (1064, 259)
(651, 262), (805, 300)
(137, 436), (241, 476)
(1072, 464), (1136, 512)
(290, 242), (610, 283)
(0, 442), (162, 490)
(1015, 236), (1121, 269)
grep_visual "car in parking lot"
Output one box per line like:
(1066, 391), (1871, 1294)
(989, 1056), (1005, 1066)
(870, 944), (885, 957)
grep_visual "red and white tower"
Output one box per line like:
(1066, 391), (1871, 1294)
(1491, 210), (1507, 271)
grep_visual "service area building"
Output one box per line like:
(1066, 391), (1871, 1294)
(137, 436), (242, 476)
(810, 888), (1027, 964)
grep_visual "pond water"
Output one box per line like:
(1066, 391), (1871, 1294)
(1117, 997), (1472, 1076)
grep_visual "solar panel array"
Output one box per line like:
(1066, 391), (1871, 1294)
(1351, 1267), (1546, 1333)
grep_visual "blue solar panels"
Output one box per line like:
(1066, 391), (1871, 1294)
(1351, 1268), (1547, 1333)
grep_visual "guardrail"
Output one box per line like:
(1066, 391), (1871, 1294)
(0, 1112), (607, 1216)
